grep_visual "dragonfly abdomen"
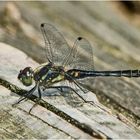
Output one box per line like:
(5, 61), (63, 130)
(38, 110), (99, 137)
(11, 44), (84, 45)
(92, 70), (140, 77)
(67, 69), (140, 79)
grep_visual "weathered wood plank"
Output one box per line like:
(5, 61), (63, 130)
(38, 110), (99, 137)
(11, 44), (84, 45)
(0, 43), (94, 139)
(12, 1), (140, 123)
(0, 42), (140, 138)
(0, 86), (72, 139)
(0, 1), (140, 139)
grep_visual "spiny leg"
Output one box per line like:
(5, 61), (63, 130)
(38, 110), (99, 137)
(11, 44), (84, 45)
(29, 86), (42, 113)
(57, 85), (108, 111)
(60, 86), (87, 102)
(44, 85), (87, 102)
(29, 85), (64, 113)
(12, 85), (37, 107)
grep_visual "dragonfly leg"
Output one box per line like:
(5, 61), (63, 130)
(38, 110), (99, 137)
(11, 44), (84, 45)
(58, 87), (64, 92)
(62, 86), (88, 102)
(46, 85), (88, 102)
(12, 85), (37, 107)
(29, 86), (42, 113)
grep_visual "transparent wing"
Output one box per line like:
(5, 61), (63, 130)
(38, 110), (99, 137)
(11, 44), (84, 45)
(64, 37), (94, 71)
(40, 23), (94, 97)
(40, 23), (71, 65)
(64, 37), (95, 94)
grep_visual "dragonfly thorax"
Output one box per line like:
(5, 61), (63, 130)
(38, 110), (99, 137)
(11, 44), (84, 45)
(33, 64), (65, 86)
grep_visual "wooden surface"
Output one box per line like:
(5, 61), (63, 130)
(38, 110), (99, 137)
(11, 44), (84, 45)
(0, 2), (140, 139)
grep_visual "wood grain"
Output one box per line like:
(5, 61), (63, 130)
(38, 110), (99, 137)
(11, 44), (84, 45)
(0, 2), (140, 139)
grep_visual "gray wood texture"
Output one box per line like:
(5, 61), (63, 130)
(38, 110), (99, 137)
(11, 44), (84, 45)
(0, 1), (140, 139)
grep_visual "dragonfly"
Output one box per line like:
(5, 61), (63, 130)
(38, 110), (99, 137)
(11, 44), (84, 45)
(15, 23), (140, 110)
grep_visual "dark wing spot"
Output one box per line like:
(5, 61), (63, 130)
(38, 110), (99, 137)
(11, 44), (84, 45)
(41, 23), (45, 27)
(78, 37), (82, 40)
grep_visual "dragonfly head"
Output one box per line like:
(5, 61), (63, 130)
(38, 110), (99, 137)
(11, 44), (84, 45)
(18, 67), (34, 86)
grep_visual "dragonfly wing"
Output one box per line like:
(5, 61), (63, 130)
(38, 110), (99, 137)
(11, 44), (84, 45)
(40, 23), (71, 65)
(64, 37), (94, 71)
(64, 37), (95, 93)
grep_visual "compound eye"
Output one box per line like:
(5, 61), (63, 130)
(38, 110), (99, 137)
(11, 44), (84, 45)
(20, 70), (22, 73)
(19, 77), (22, 81)
(26, 71), (30, 77)
(29, 67), (33, 71)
